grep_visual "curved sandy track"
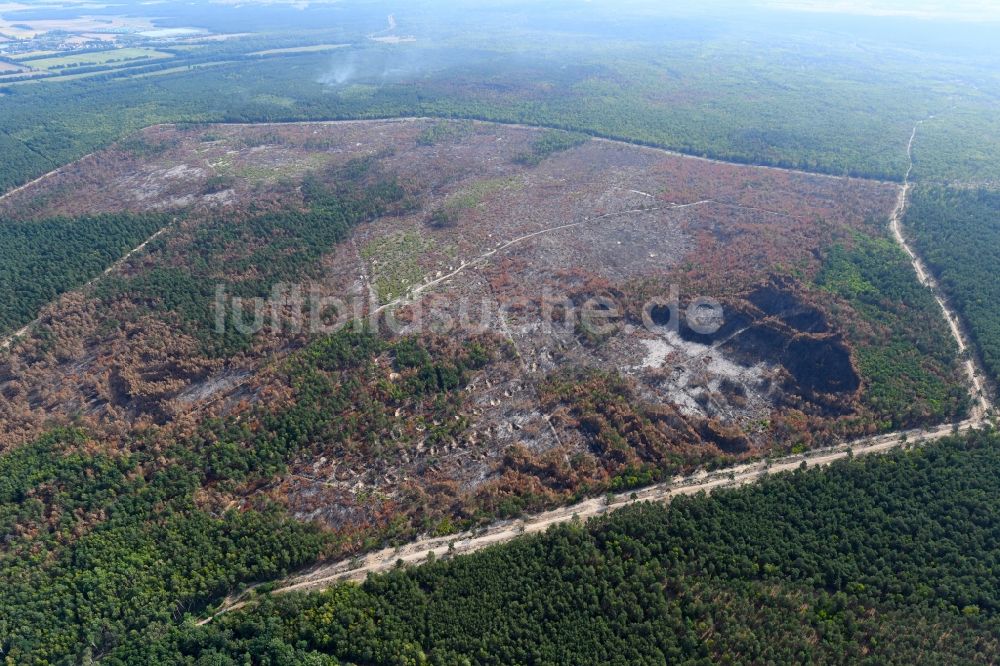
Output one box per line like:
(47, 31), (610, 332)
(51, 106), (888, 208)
(199, 417), (982, 624)
(888, 117), (992, 419)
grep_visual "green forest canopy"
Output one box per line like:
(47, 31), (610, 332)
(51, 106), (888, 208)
(120, 429), (1000, 664)
(906, 186), (1000, 386)
(0, 213), (168, 336)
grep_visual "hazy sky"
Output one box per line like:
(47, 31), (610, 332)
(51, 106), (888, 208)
(760, 0), (1000, 21)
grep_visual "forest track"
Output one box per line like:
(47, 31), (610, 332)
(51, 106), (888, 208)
(0, 223), (173, 351)
(888, 117), (992, 420)
(199, 416), (984, 625)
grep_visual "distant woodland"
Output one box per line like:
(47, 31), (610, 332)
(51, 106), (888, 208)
(1, 37), (998, 197)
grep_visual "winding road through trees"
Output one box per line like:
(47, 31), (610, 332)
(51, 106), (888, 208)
(889, 116), (991, 420)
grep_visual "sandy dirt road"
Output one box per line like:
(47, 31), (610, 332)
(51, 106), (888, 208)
(888, 117), (992, 420)
(199, 417), (982, 624)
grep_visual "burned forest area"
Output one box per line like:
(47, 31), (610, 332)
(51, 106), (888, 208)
(0, 118), (968, 548)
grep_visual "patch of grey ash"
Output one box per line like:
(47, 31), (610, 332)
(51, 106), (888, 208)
(524, 208), (693, 284)
(626, 331), (775, 425)
(163, 164), (206, 180)
(117, 164), (208, 205)
(172, 369), (250, 406)
(201, 189), (236, 206)
(158, 194), (197, 209)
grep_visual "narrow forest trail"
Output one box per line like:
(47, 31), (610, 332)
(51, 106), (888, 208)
(0, 223), (173, 351)
(888, 117), (992, 420)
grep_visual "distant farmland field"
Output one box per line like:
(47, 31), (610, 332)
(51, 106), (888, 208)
(250, 43), (349, 56)
(25, 47), (172, 70)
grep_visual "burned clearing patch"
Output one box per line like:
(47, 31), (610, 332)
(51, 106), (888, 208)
(0, 119), (968, 541)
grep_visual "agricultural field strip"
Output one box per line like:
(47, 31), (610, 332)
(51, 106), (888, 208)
(25, 48), (172, 71)
(249, 44), (351, 56)
(0, 60), (223, 86)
